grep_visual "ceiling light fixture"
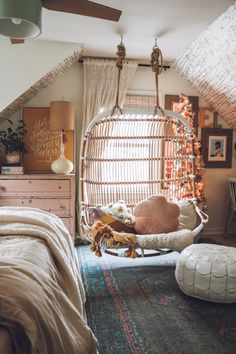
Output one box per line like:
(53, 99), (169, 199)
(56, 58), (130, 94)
(0, 0), (42, 39)
(11, 18), (22, 25)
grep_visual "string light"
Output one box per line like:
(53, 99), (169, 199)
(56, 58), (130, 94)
(173, 94), (208, 211)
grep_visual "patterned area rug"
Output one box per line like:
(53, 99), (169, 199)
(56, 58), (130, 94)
(77, 245), (236, 354)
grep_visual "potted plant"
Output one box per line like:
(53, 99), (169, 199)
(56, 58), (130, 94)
(0, 119), (27, 164)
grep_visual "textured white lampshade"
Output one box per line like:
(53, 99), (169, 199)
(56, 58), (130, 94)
(50, 101), (75, 131)
(49, 101), (75, 175)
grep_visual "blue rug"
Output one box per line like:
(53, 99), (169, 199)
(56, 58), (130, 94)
(77, 245), (236, 354)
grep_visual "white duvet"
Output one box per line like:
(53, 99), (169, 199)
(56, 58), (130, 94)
(0, 206), (97, 354)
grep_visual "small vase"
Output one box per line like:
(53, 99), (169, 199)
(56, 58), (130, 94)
(51, 154), (74, 175)
(6, 151), (21, 164)
(51, 142), (73, 175)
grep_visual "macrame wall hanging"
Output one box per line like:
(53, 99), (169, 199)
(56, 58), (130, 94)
(80, 38), (209, 256)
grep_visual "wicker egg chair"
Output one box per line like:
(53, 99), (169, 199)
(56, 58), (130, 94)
(80, 41), (208, 256)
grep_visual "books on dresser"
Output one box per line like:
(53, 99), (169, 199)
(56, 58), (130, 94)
(1, 165), (24, 174)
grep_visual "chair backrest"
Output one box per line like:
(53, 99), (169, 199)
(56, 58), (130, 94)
(228, 177), (236, 211)
(80, 108), (197, 226)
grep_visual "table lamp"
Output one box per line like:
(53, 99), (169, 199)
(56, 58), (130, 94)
(49, 101), (75, 175)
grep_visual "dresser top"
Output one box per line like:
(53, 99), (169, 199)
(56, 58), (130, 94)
(0, 173), (75, 180)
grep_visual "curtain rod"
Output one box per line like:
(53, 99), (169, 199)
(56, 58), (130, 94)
(138, 63), (170, 70)
(78, 57), (170, 70)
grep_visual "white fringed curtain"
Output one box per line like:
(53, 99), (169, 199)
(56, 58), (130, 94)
(82, 58), (138, 129)
(76, 58), (137, 238)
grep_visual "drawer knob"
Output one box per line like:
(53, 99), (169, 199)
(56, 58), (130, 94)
(0, 186), (6, 191)
(58, 205), (65, 209)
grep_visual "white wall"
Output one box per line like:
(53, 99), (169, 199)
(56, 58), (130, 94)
(0, 38), (81, 112)
(130, 67), (207, 100)
(0, 62), (84, 169)
(1, 63), (235, 236)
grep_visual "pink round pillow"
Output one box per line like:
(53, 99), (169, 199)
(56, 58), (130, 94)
(134, 195), (180, 234)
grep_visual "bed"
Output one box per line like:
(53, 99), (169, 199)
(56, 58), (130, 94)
(0, 206), (97, 354)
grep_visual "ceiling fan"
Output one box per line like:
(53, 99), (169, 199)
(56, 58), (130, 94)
(0, 0), (122, 44)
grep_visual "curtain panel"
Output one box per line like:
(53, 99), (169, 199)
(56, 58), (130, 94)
(82, 58), (138, 129)
(76, 58), (137, 237)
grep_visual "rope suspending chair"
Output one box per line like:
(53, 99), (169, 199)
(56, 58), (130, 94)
(80, 38), (209, 257)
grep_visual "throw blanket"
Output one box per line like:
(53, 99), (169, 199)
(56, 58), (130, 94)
(0, 206), (97, 354)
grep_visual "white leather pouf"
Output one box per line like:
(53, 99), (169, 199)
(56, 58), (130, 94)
(175, 243), (236, 303)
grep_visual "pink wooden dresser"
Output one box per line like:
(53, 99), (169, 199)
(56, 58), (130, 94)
(0, 174), (75, 238)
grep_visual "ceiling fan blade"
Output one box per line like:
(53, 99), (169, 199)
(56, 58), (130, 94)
(10, 38), (25, 44)
(42, 0), (121, 22)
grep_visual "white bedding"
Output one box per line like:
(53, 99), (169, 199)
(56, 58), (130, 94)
(0, 206), (97, 354)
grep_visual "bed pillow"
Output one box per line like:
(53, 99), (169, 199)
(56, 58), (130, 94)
(88, 207), (136, 234)
(100, 200), (133, 225)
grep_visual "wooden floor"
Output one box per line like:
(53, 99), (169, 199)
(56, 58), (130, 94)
(202, 233), (236, 247)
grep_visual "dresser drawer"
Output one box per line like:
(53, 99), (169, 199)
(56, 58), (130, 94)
(0, 174), (75, 238)
(0, 179), (70, 197)
(0, 198), (70, 217)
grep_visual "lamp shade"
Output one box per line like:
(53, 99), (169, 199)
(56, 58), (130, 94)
(50, 101), (75, 131)
(0, 0), (41, 39)
(0, 0), (42, 39)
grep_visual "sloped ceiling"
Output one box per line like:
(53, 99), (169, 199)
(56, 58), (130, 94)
(0, 40), (81, 118)
(1, 2), (235, 123)
(40, 0), (234, 62)
(173, 3), (236, 128)
(0, 49), (81, 120)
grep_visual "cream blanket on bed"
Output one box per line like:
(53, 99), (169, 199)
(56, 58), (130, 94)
(0, 206), (97, 354)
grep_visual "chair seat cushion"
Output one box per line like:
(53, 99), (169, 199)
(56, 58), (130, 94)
(175, 243), (236, 303)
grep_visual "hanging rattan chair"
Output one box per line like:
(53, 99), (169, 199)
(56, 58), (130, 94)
(80, 40), (208, 256)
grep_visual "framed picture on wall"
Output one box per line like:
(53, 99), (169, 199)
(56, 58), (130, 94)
(201, 128), (233, 168)
(165, 94), (199, 134)
(22, 107), (74, 172)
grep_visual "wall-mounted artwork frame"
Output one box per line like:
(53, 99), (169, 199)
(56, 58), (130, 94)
(199, 108), (222, 129)
(165, 95), (199, 134)
(201, 128), (232, 168)
(199, 107), (214, 128)
(22, 107), (74, 172)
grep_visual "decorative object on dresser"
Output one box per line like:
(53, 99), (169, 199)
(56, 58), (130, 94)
(0, 119), (27, 165)
(22, 107), (74, 172)
(1, 165), (24, 174)
(49, 101), (75, 175)
(0, 173), (75, 238)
